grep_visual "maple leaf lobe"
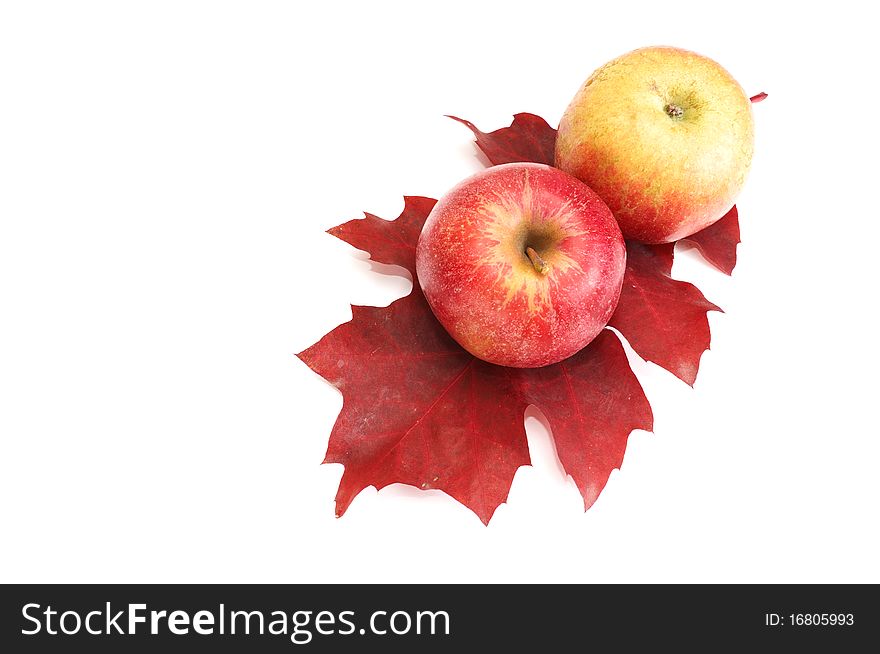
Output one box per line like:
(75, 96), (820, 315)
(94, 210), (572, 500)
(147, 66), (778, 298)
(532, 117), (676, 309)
(299, 289), (531, 525)
(448, 113), (557, 166)
(680, 206), (741, 275)
(326, 196), (435, 273)
(514, 330), (653, 509)
(609, 242), (721, 386)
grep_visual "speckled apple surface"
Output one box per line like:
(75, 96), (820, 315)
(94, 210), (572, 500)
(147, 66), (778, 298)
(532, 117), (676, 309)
(555, 46), (754, 243)
(415, 163), (625, 368)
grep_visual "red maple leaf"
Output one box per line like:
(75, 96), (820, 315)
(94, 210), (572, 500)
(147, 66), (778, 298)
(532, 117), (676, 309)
(298, 198), (652, 523)
(301, 100), (764, 521)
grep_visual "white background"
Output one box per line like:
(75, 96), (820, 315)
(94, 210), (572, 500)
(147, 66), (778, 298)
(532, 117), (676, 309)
(1, 1), (878, 583)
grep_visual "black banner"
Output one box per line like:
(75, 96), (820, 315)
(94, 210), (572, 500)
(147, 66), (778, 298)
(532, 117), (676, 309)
(1, 584), (876, 651)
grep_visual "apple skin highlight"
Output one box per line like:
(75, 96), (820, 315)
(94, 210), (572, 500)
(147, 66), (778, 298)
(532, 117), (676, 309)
(416, 163), (625, 368)
(555, 46), (755, 244)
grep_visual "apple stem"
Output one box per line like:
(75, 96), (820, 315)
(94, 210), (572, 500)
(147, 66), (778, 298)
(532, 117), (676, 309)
(525, 247), (550, 275)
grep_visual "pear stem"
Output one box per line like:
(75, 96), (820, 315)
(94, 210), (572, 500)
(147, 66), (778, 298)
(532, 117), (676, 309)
(525, 247), (549, 275)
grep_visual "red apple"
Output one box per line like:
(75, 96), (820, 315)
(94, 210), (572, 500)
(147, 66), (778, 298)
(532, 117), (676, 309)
(415, 163), (625, 368)
(555, 46), (755, 243)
